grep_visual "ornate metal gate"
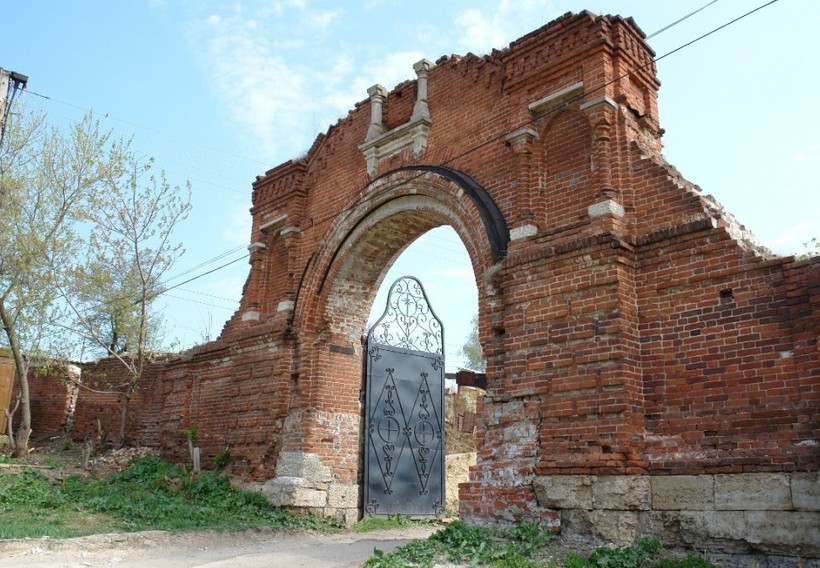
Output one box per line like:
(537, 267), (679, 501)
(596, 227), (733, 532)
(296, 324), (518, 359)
(364, 276), (445, 517)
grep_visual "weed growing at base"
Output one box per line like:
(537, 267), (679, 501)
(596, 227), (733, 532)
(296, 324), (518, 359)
(0, 456), (342, 538)
(363, 520), (553, 568)
(363, 523), (720, 568)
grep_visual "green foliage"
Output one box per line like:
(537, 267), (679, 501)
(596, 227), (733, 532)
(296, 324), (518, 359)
(563, 537), (717, 568)
(353, 514), (418, 533)
(366, 520), (555, 568)
(0, 470), (65, 510)
(212, 448), (231, 469)
(364, 538), (439, 568)
(797, 237), (820, 260)
(180, 424), (199, 440)
(364, 524), (720, 568)
(587, 537), (661, 568)
(0, 457), (340, 538)
(459, 313), (486, 372)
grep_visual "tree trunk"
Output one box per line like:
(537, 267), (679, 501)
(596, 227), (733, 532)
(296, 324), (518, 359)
(118, 386), (131, 448)
(0, 302), (31, 457)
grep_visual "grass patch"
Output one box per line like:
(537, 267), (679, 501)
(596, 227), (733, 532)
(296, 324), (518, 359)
(0, 456), (342, 539)
(363, 520), (554, 568)
(363, 523), (721, 568)
(353, 515), (427, 533)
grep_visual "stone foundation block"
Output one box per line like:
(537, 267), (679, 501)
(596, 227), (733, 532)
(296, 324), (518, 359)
(275, 451), (333, 486)
(261, 476), (327, 508)
(533, 475), (593, 509)
(744, 511), (820, 557)
(651, 475), (714, 511)
(715, 473), (791, 511)
(564, 509), (639, 545)
(791, 472), (820, 511)
(593, 475), (650, 510)
(327, 483), (359, 508)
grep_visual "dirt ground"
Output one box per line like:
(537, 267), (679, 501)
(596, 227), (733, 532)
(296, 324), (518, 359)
(1, 436), (600, 568)
(0, 526), (440, 568)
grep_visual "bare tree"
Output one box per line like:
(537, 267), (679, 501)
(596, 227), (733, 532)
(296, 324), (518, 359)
(66, 157), (191, 446)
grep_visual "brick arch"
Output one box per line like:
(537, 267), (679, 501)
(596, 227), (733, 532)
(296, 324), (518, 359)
(291, 166), (505, 344)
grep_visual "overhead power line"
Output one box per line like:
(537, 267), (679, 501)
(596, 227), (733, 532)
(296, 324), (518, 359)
(6, 0), (780, 315)
(157, 0), (781, 308)
(25, 89), (268, 167)
(646, 0), (721, 39)
(306, 0), (783, 230)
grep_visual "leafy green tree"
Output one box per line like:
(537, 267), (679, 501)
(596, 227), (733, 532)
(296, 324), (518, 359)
(459, 313), (486, 372)
(0, 109), (127, 456)
(65, 157), (191, 445)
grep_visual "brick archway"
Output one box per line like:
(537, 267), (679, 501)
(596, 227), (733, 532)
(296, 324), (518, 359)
(77, 11), (818, 556)
(261, 167), (502, 520)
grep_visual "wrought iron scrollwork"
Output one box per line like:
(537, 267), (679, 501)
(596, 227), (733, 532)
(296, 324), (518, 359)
(368, 276), (444, 355)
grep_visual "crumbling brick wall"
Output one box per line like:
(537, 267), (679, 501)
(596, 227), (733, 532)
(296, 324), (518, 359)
(49, 10), (818, 560)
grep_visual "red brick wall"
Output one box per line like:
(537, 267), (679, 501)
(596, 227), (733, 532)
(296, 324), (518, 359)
(44, 12), (818, 530)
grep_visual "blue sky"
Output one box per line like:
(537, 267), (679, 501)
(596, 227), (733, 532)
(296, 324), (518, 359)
(4, 0), (818, 370)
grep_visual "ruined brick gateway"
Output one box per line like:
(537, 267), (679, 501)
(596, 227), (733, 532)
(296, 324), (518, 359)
(72, 11), (818, 559)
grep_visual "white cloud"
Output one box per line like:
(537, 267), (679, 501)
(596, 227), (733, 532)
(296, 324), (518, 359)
(309, 9), (340, 29)
(794, 143), (820, 163)
(771, 219), (817, 255)
(322, 50), (423, 117)
(454, 0), (557, 54)
(433, 266), (474, 280)
(222, 200), (253, 247)
(192, 12), (315, 160)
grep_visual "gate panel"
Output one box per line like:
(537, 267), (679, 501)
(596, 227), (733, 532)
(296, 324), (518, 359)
(365, 276), (445, 517)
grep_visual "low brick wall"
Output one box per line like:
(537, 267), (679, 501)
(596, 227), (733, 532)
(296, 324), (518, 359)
(9, 364), (77, 439)
(533, 473), (820, 561)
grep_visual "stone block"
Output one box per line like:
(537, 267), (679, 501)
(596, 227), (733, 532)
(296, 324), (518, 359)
(640, 510), (750, 554)
(533, 475), (593, 509)
(275, 451), (333, 485)
(260, 476), (327, 508)
(587, 510), (640, 545)
(593, 475), (651, 511)
(446, 452), (476, 516)
(651, 475), (714, 511)
(745, 511), (820, 557)
(327, 483), (359, 508)
(791, 472), (820, 511)
(677, 511), (747, 543)
(715, 473), (791, 511)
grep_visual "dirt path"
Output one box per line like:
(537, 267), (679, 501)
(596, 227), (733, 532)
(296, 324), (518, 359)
(0, 526), (439, 568)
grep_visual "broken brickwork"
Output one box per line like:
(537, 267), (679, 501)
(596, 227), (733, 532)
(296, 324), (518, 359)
(62, 11), (818, 559)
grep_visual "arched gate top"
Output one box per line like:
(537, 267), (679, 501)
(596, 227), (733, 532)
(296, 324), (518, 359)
(374, 165), (509, 264)
(367, 275), (443, 356)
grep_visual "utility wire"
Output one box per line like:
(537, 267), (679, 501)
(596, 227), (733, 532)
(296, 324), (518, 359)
(163, 245), (248, 284)
(646, 0), (721, 39)
(8, 1), (780, 312)
(160, 253), (249, 296)
(25, 89), (268, 167)
(154, 0), (780, 307)
(306, 0), (782, 230)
